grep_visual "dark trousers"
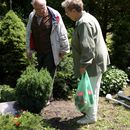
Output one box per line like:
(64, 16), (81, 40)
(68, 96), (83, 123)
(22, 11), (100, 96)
(36, 51), (56, 78)
(36, 51), (56, 100)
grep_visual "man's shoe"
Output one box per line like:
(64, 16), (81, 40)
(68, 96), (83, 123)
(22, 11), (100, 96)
(77, 116), (96, 125)
(45, 100), (50, 106)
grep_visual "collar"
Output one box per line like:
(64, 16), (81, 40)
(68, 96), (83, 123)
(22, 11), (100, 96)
(47, 6), (60, 24)
(75, 11), (86, 26)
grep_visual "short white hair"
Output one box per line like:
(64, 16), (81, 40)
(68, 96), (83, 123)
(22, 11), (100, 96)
(31, 0), (47, 6)
(61, 0), (83, 12)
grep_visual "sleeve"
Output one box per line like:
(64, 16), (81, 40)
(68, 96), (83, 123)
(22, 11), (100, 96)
(30, 32), (35, 50)
(58, 14), (70, 54)
(78, 22), (96, 67)
(26, 11), (35, 51)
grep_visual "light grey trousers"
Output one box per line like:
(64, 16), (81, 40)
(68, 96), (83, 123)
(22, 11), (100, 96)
(86, 72), (102, 120)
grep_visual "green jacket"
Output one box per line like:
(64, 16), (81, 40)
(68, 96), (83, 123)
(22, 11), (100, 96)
(72, 11), (110, 78)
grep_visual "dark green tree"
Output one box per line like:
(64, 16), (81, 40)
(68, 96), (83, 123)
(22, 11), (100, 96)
(0, 10), (26, 86)
(111, 19), (130, 73)
(84, 0), (130, 40)
(0, 0), (8, 16)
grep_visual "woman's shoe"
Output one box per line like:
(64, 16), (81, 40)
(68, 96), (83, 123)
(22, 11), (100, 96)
(77, 116), (96, 125)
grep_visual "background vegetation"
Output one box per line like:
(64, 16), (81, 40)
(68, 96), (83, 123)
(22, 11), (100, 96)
(0, 0), (129, 97)
(0, 0), (129, 92)
(0, 0), (130, 129)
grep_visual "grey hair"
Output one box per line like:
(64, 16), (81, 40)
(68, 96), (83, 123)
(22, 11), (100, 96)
(31, 0), (47, 6)
(61, 0), (83, 12)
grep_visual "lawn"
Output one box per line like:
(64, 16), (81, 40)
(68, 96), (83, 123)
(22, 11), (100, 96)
(80, 86), (130, 130)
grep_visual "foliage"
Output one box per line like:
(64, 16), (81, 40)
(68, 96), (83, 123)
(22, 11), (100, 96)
(0, 10), (27, 86)
(106, 33), (113, 54)
(0, 85), (16, 102)
(67, 27), (74, 43)
(13, 1), (33, 22)
(0, 111), (55, 130)
(53, 54), (78, 100)
(16, 65), (53, 113)
(0, 1), (8, 16)
(86, 0), (130, 40)
(2, 0), (130, 42)
(111, 19), (130, 75)
(100, 66), (128, 96)
(56, 54), (73, 79)
(53, 78), (71, 100)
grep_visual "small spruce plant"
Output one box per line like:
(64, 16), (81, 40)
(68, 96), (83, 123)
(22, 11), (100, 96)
(16, 65), (53, 113)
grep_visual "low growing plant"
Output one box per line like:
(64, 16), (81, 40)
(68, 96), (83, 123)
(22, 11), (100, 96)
(100, 66), (128, 96)
(16, 65), (53, 113)
(0, 111), (55, 130)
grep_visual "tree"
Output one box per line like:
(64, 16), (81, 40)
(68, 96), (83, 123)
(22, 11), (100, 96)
(0, 10), (27, 86)
(111, 19), (130, 72)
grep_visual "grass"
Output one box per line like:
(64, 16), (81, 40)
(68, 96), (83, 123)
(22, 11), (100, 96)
(80, 86), (130, 130)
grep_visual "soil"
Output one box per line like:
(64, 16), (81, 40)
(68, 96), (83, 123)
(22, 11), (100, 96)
(41, 100), (83, 130)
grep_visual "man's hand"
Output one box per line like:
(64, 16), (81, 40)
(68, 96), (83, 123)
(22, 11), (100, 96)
(59, 52), (65, 58)
(26, 50), (33, 59)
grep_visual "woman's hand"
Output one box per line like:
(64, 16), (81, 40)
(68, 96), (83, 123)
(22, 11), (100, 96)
(80, 67), (86, 74)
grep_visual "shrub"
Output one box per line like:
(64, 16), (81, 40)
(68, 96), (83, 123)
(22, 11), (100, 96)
(0, 85), (16, 102)
(100, 66), (128, 96)
(0, 10), (27, 86)
(16, 65), (53, 113)
(0, 111), (55, 130)
(53, 54), (77, 100)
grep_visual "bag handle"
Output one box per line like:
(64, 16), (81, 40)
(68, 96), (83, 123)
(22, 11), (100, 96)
(81, 71), (87, 80)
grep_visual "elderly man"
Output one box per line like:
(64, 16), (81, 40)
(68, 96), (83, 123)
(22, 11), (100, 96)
(26, 0), (70, 103)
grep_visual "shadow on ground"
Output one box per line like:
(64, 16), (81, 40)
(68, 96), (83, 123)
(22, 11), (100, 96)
(45, 115), (84, 130)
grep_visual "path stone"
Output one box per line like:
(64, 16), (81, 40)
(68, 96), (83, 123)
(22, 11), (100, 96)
(0, 101), (17, 115)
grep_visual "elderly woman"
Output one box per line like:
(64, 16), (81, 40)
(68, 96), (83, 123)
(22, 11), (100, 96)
(61, 0), (110, 124)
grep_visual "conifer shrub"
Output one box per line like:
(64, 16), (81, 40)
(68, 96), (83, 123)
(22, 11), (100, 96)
(0, 10), (26, 86)
(16, 65), (53, 113)
(100, 66), (128, 96)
